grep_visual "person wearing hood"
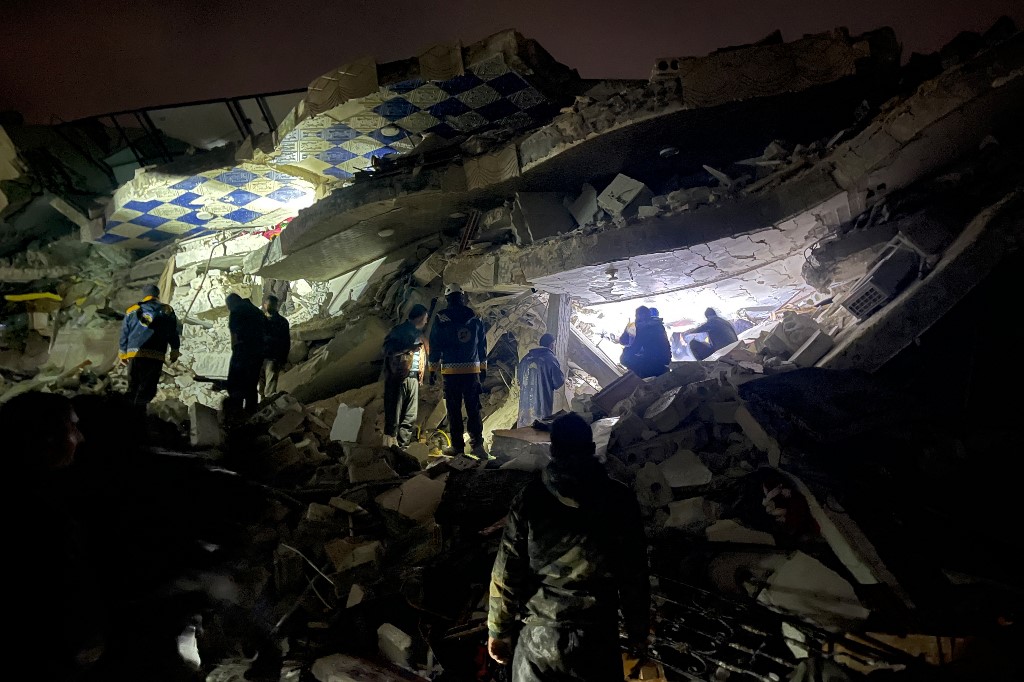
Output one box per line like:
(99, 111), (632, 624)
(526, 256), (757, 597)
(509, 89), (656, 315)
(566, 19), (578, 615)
(428, 283), (489, 457)
(118, 284), (180, 408)
(620, 305), (671, 378)
(516, 333), (565, 428)
(487, 413), (650, 681)
(682, 307), (739, 360)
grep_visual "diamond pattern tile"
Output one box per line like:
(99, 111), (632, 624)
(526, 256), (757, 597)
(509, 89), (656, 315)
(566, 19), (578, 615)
(97, 54), (557, 248)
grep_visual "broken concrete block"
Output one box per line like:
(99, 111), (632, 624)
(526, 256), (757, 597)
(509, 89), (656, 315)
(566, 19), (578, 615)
(346, 446), (399, 483)
(278, 316), (389, 403)
(665, 497), (707, 532)
(305, 502), (337, 522)
(610, 412), (647, 449)
(189, 402), (223, 448)
(265, 439), (301, 474)
(597, 174), (654, 218)
(757, 551), (870, 626)
(405, 442), (431, 466)
(634, 462), (673, 511)
(569, 183), (600, 226)
(790, 329), (835, 368)
(346, 584), (366, 608)
(735, 404), (782, 466)
(377, 623), (413, 669)
(329, 496), (369, 516)
(330, 403), (365, 442)
(710, 401), (739, 424)
(269, 408), (306, 440)
(491, 427), (552, 467)
(637, 205), (661, 218)
(659, 450), (713, 487)
(324, 538), (381, 573)
(513, 192), (576, 243)
(375, 473), (448, 524)
(706, 519), (776, 545)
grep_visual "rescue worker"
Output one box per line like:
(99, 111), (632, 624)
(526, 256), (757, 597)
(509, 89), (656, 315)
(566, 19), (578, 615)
(683, 307), (739, 360)
(382, 303), (429, 448)
(488, 412), (650, 681)
(620, 305), (671, 378)
(225, 293), (266, 416)
(259, 295), (290, 400)
(516, 333), (565, 428)
(428, 283), (488, 458)
(118, 284), (181, 408)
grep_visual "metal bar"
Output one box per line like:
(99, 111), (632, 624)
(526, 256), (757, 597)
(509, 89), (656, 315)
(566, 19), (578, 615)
(256, 96), (278, 133)
(225, 101), (248, 140)
(230, 99), (255, 139)
(109, 115), (145, 166)
(140, 111), (174, 162)
(65, 87), (307, 122)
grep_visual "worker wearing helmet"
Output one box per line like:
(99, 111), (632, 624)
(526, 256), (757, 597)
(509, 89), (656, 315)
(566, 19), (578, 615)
(428, 283), (489, 458)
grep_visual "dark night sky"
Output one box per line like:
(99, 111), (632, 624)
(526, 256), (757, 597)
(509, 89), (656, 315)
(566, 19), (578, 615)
(2, 0), (1021, 123)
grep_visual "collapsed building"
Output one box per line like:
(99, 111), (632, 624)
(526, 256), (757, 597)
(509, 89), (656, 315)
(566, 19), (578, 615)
(2, 17), (1023, 682)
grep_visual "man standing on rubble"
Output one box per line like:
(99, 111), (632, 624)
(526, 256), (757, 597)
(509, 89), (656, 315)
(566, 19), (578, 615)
(682, 307), (739, 360)
(225, 293), (266, 416)
(259, 295), (290, 401)
(620, 305), (671, 378)
(488, 412), (650, 681)
(118, 284), (181, 408)
(516, 333), (565, 428)
(428, 283), (488, 458)
(382, 303), (430, 448)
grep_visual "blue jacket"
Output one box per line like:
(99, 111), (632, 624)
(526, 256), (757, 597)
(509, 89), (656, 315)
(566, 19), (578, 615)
(516, 347), (565, 427)
(119, 296), (180, 361)
(428, 304), (487, 375)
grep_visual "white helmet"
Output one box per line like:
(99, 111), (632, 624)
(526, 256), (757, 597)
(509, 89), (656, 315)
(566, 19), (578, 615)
(444, 283), (465, 296)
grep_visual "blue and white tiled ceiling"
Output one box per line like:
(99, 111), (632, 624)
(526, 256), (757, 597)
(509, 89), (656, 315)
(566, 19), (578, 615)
(100, 163), (316, 248)
(98, 54), (554, 249)
(270, 54), (554, 180)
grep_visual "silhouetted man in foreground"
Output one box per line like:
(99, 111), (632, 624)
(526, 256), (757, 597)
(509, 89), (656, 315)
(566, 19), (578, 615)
(488, 413), (650, 681)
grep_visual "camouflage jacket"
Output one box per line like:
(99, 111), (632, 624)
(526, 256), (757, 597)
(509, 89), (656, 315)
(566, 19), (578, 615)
(488, 473), (650, 641)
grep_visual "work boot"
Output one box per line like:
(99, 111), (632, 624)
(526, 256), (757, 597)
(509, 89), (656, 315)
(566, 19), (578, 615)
(442, 443), (465, 457)
(470, 442), (489, 460)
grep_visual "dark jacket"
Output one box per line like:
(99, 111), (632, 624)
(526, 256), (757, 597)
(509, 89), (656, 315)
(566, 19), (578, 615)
(621, 316), (671, 378)
(119, 296), (180, 361)
(229, 300), (266, 359)
(428, 304), (487, 375)
(516, 347), (565, 427)
(488, 470), (649, 642)
(263, 312), (290, 364)
(692, 315), (738, 351)
(384, 320), (426, 376)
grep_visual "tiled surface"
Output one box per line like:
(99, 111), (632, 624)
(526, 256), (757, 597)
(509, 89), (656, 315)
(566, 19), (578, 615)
(97, 55), (554, 249)
(100, 163), (316, 248)
(273, 55), (555, 181)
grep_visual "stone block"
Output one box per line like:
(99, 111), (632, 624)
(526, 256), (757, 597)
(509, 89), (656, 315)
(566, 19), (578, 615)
(634, 462), (673, 511)
(265, 439), (302, 474)
(375, 473), (448, 524)
(735, 404), (782, 466)
(609, 413), (647, 450)
(377, 623), (413, 669)
(346, 584), (366, 608)
(665, 498), (707, 531)
(491, 428), (551, 468)
(710, 401), (739, 424)
(324, 538), (381, 573)
(706, 519), (776, 545)
(189, 402), (222, 447)
(592, 369), (643, 416)
(659, 450), (713, 487)
(569, 183), (600, 226)
(642, 383), (709, 433)
(790, 329), (835, 368)
(329, 497), (367, 515)
(305, 502), (336, 522)
(330, 403), (365, 442)
(346, 445), (399, 482)
(278, 316), (389, 403)
(513, 192), (575, 244)
(597, 174), (654, 218)
(269, 408), (306, 440)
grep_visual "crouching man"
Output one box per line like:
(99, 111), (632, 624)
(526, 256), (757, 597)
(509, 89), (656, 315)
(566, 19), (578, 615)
(487, 413), (650, 681)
